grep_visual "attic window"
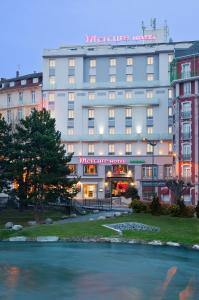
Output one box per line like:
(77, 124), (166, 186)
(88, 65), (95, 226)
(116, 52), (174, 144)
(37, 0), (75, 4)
(21, 80), (27, 85)
(10, 81), (15, 87)
(33, 78), (39, 83)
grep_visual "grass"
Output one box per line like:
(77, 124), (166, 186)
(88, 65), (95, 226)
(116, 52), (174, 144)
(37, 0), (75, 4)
(1, 211), (199, 245)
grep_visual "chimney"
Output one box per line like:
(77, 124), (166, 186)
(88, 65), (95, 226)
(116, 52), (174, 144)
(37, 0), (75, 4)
(16, 71), (20, 77)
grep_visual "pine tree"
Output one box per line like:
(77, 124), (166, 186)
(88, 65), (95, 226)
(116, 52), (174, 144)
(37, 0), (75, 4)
(8, 109), (79, 209)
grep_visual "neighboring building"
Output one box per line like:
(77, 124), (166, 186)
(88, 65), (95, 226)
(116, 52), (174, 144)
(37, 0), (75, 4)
(0, 72), (42, 126)
(42, 24), (194, 201)
(171, 41), (199, 205)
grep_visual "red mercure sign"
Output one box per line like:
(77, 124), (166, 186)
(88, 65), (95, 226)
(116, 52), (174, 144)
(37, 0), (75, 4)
(79, 157), (126, 164)
(85, 34), (156, 44)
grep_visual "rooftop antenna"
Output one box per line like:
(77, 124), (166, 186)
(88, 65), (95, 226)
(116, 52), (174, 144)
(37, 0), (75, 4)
(141, 21), (146, 35)
(164, 20), (169, 41)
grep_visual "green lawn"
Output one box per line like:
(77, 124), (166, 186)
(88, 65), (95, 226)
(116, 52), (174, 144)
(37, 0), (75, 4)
(1, 212), (199, 245)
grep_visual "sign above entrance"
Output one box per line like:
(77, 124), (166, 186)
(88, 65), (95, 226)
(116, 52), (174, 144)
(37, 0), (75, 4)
(85, 34), (156, 44)
(79, 157), (126, 164)
(129, 160), (145, 164)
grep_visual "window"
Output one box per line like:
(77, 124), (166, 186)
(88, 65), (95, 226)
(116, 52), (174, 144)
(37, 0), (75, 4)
(109, 91), (116, 99)
(181, 63), (191, 79)
(183, 122), (191, 133)
(108, 144), (115, 155)
(127, 57), (133, 66)
(147, 56), (154, 65)
(88, 92), (95, 100)
(164, 165), (172, 178)
(68, 110), (74, 119)
(147, 143), (153, 154)
(21, 80), (26, 85)
(110, 58), (116, 66)
(125, 108), (132, 117)
(184, 82), (191, 95)
(49, 76), (55, 85)
(31, 91), (36, 104)
(147, 74), (154, 81)
(68, 58), (75, 67)
(18, 108), (23, 120)
(83, 164), (97, 175)
(7, 110), (11, 123)
(168, 89), (172, 99)
(109, 127), (115, 135)
(168, 54), (173, 63)
(113, 165), (127, 175)
(49, 93), (55, 101)
(88, 128), (94, 135)
(183, 143), (191, 155)
(146, 90), (153, 98)
(89, 75), (96, 84)
(147, 127), (153, 134)
(168, 143), (172, 154)
(68, 92), (75, 101)
(67, 128), (74, 135)
(49, 59), (55, 67)
(19, 92), (23, 104)
(147, 108), (153, 118)
(33, 78), (39, 83)
(182, 165), (191, 179)
(88, 144), (94, 155)
(125, 127), (132, 134)
(90, 59), (96, 68)
(168, 126), (172, 134)
(110, 75), (116, 83)
(68, 164), (76, 175)
(125, 143), (132, 155)
(125, 91), (132, 99)
(10, 81), (15, 87)
(67, 144), (74, 153)
(7, 94), (11, 107)
(126, 75), (133, 82)
(88, 109), (94, 118)
(168, 107), (172, 116)
(182, 102), (191, 112)
(109, 109), (115, 118)
(142, 165), (158, 178)
(68, 76), (75, 84)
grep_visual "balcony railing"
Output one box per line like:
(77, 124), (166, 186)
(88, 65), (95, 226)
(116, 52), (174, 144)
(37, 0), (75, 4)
(170, 69), (199, 82)
(182, 154), (191, 161)
(181, 111), (191, 119)
(181, 132), (191, 140)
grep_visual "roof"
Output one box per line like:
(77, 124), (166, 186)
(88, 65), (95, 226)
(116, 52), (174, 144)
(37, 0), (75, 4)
(1, 72), (42, 83)
(175, 41), (199, 58)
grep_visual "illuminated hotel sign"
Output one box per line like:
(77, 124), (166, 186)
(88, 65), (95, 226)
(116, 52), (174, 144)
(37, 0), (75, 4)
(85, 34), (156, 44)
(79, 157), (126, 164)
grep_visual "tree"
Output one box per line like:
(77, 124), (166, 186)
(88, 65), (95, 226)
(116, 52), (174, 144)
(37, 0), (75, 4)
(124, 185), (139, 200)
(150, 194), (161, 215)
(0, 114), (12, 193)
(166, 179), (192, 206)
(8, 109), (79, 210)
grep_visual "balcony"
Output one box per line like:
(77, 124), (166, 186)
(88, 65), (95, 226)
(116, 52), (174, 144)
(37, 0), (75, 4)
(182, 154), (191, 161)
(82, 98), (160, 108)
(181, 111), (191, 119)
(170, 69), (199, 83)
(181, 132), (191, 140)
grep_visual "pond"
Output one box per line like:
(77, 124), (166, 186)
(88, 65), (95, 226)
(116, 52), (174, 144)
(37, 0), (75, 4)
(0, 242), (198, 300)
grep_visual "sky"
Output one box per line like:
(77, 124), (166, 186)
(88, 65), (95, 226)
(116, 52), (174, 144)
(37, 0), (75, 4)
(0, 0), (199, 78)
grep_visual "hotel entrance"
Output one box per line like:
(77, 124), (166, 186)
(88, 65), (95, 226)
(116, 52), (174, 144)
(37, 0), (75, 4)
(111, 179), (129, 196)
(83, 184), (97, 199)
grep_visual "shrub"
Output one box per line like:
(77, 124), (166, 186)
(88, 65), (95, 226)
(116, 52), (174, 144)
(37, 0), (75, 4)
(195, 202), (199, 218)
(150, 195), (161, 216)
(183, 206), (195, 218)
(170, 203), (194, 218)
(160, 203), (171, 215)
(170, 204), (181, 217)
(129, 199), (147, 213)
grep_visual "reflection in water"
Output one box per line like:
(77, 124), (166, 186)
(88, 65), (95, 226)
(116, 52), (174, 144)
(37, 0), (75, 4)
(179, 277), (195, 300)
(6, 266), (20, 289)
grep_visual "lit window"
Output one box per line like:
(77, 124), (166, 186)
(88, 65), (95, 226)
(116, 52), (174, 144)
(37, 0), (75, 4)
(147, 56), (154, 65)
(183, 165), (191, 179)
(68, 76), (75, 84)
(68, 92), (75, 101)
(90, 59), (96, 68)
(125, 91), (132, 99)
(147, 127), (153, 134)
(33, 78), (39, 83)
(108, 144), (115, 155)
(88, 128), (94, 135)
(68, 110), (74, 118)
(49, 76), (55, 85)
(168, 107), (172, 116)
(68, 58), (75, 67)
(147, 74), (154, 81)
(110, 75), (116, 83)
(147, 108), (153, 117)
(168, 143), (172, 153)
(89, 75), (96, 84)
(67, 144), (74, 153)
(88, 144), (94, 155)
(125, 127), (132, 134)
(125, 108), (132, 117)
(21, 80), (26, 85)
(110, 58), (116, 66)
(109, 109), (115, 118)
(146, 90), (153, 98)
(168, 54), (173, 63)
(83, 164), (97, 175)
(168, 89), (172, 99)
(168, 126), (172, 134)
(125, 143), (132, 154)
(109, 91), (116, 99)
(88, 92), (95, 100)
(109, 127), (115, 135)
(147, 143), (153, 154)
(126, 75), (133, 82)
(127, 57), (133, 66)
(49, 59), (55, 67)
(68, 128), (74, 135)
(88, 109), (94, 118)
(49, 93), (55, 101)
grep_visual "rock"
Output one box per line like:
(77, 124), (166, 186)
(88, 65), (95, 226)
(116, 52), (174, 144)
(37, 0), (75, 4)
(114, 212), (121, 217)
(36, 236), (59, 242)
(166, 242), (180, 247)
(192, 244), (199, 250)
(12, 225), (23, 231)
(148, 240), (163, 246)
(89, 218), (94, 221)
(27, 221), (37, 226)
(93, 210), (99, 214)
(128, 239), (138, 244)
(105, 213), (114, 218)
(97, 216), (106, 220)
(61, 215), (68, 220)
(70, 213), (77, 218)
(5, 222), (14, 229)
(82, 211), (87, 215)
(45, 218), (53, 224)
(9, 236), (27, 242)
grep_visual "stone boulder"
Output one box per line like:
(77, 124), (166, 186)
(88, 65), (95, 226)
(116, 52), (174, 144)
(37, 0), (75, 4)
(44, 218), (53, 224)
(98, 216), (106, 220)
(12, 225), (23, 231)
(70, 213), (77, 218)
(27, 221), (37, 226)
(5, 222), (14, 229)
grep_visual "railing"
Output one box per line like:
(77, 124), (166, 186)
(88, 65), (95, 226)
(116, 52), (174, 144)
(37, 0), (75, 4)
(170, 69), (199, 82)
(181, 132), (191, 140)
(181, 111), (191, 119)
(182, 154), (191, 161)
(77, 198), (112, 209)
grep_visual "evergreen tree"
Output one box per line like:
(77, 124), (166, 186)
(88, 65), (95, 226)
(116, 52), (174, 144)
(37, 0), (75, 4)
(8, 109), (79, 209)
